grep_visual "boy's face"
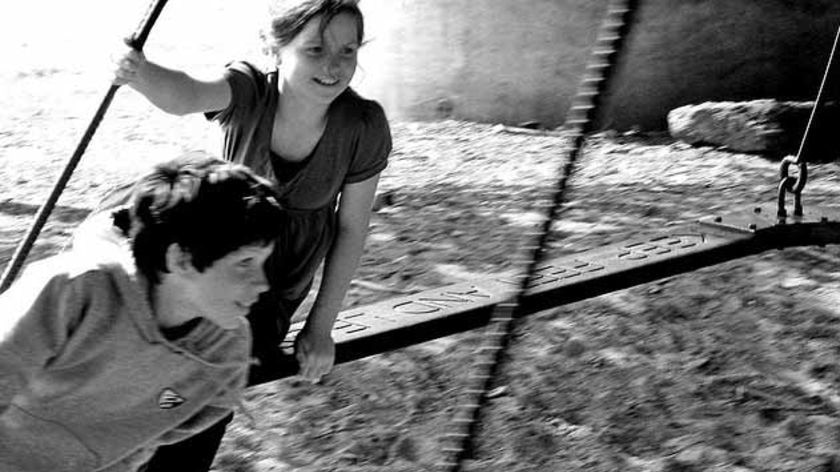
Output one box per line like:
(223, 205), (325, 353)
(182, 242), (273, 330)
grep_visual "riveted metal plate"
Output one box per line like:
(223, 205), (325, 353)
(258, 206), (840, 384)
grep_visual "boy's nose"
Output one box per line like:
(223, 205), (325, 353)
(251, 268), (270, 294)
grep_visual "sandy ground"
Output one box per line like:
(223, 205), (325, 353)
(5, 2), (840, 472)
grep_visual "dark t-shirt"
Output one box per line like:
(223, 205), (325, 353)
(206, 61), (392, 302)
(207, 61), (391, 210)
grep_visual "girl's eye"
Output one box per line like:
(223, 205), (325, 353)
(342, 47), (358, 57)
(307, 46), (323, 55)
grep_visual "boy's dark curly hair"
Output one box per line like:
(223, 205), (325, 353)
(115, 152), (284, 284)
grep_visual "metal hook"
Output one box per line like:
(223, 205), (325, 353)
(777, 155), (808, 220)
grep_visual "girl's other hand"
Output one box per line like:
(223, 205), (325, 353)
(294, 328), (336, 383)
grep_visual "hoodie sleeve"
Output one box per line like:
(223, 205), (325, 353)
(0, 262), (78, 413)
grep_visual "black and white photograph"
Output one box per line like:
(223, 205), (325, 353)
(2, 1), (840, 471)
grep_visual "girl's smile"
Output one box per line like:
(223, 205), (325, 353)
(278, 12), (360, 105)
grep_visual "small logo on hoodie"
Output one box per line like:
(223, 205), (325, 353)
(158, 388), (186, 409)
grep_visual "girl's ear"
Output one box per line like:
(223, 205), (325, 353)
(164, 243), (196, 276)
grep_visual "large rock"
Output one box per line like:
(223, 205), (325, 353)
(667, 99), (839, 159)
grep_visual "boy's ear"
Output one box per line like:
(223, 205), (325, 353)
(164, 243), (196, 276)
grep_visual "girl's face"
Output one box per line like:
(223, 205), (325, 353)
(277, 12), (360, 106)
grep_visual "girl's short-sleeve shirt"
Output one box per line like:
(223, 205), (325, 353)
(205, 62), (391, 301)
(207, 61), (391, 211)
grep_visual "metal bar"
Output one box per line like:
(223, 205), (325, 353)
(0, 0), (169, 294)
(0, 86), (120, 294)
(253, 205), (840, 384)
(438, 1), (641, 468)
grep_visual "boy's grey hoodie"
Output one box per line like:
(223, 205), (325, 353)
(0, 248), (251, 471)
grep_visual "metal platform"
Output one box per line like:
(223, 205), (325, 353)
(257, 205), (840, 384)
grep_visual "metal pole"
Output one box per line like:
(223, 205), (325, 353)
(437, 1), (641, 470)
(0, 0), (169, 293)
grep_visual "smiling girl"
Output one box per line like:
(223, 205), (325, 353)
(109, 0), (391, 470)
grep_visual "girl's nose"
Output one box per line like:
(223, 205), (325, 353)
(325, 55), (342, 76)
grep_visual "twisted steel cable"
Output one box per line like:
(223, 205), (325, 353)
(777, 24), (840, 220)
(0, 0), (169, 294)
(437, 2), (640, 470)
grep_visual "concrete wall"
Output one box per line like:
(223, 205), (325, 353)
(354, 0), (840, 130)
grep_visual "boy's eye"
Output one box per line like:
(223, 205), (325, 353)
(307, 46), (323, 55)
(237, 257), (255, 267)
(341, 47), (358, 56)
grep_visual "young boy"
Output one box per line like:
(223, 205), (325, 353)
(0, 153), (284, 472)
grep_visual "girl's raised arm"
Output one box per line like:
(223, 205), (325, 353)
(114, 48), (231, 116)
